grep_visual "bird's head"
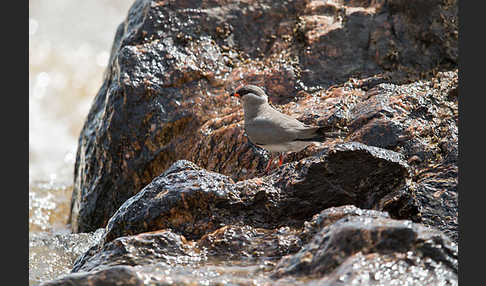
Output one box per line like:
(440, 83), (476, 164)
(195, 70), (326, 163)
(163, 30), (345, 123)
(230, 85), (268, 105)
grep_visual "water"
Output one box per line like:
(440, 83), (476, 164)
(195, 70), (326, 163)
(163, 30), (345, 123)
(29, 0), (135, 284)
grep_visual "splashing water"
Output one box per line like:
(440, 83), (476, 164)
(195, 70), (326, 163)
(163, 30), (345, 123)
(29, 0), (134, 284)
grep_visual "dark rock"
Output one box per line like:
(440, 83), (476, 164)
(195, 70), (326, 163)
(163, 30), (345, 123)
(101, 160), (241, 243)
(272, 215), (457, 279)
(344, 71), (459, 241)
(348, 71), (458, 170)
(70, 0), (458, 233)
(378, 183), (421, 222)
(269, 142), (410, 223)
(73, 225), (301, 275)
(297, 0), (458, 86)
(64, 206), (456, 285)
(40, 0), (458, 284)
(413, 163), (458, 242)
(102, 143), (409, 244)
(300, 205), (390, 244)
(72, 230), (202, 273)
(198, 225), (302, 260)
(40, 265), (144, 286)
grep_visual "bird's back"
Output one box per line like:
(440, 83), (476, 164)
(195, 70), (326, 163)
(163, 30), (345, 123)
(244, 104), (322, 146)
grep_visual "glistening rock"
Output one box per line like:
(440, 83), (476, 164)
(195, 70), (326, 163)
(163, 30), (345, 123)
(102, 143), (409, 244)
(271, 216), (457, 280)
(70, 0), (457, 233)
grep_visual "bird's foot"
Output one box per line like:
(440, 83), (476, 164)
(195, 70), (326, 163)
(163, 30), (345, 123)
(278, 153), (285, 166)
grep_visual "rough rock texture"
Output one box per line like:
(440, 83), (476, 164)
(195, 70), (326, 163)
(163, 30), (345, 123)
(413, 163), (458, 242)
(300, 205), (391, 244)
(47, 206), (456, 285)
(72, 230), (202, 273)
(60, 0), (459, 284)
(267, 142), (411, 222)
(312, 252), (458, 286)
(44, 264), (304, 286)
(101, 143), (409, 244)
(73, 226), (302, 274)
(70, 0), (458, 234)
(198, 225), (302, 260)
(101, 160), (241, 243)
(271, 216), (457, 280)
(40, 266), (145, 286)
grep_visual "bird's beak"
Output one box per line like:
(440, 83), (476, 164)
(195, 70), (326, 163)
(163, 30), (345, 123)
(230, 92), (240, 97)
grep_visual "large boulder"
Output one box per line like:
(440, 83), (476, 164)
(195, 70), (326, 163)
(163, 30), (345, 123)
(101, 143), (409, 244)
(70, 0), (458, 233)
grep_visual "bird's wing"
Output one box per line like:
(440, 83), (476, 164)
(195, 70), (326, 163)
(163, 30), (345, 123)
(245, 107), (320, 145)
(266, 107), (323, 139)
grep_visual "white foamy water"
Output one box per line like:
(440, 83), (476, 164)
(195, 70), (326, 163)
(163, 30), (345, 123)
(29, 0), (134, 284)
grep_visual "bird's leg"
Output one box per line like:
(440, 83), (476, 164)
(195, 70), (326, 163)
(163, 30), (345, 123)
(278, 153), (285, 166)
(265, 154), (274, 173)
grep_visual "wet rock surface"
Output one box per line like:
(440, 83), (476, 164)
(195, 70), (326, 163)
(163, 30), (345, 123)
(72, 230), (203, 273)
(46, 206), (456, 285)
(300, 205), (391, 244)
(40, 266), (145, 286)
(101, 143), (409, 244)
(199, 225), (302, 260)
(62, 0), (458, 284)
(101, 160), (241, 243)
(312, 251), (458, 286)
(271, 215), (457, 279)
(43, 263), (305, 286)
(70, 0), (458, 234)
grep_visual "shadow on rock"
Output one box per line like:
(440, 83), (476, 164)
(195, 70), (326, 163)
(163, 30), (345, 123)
(101, 142), (410, 245)
(70, 0), (458, 234)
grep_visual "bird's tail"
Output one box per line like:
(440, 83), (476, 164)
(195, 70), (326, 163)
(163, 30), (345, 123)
(295, 126), (347, 142)
(319, 127), (347, 139)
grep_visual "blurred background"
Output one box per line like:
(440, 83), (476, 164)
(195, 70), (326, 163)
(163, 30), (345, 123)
(29, 0), (134, 284)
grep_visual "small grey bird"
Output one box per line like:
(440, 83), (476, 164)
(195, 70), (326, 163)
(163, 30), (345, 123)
(231, 85), (336, 172)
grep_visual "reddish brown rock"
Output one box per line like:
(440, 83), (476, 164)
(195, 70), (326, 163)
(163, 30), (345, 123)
(70, 0), (458, 236)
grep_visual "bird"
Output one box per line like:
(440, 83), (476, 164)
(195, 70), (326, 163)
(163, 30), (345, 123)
(230, 84), (340, 173)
